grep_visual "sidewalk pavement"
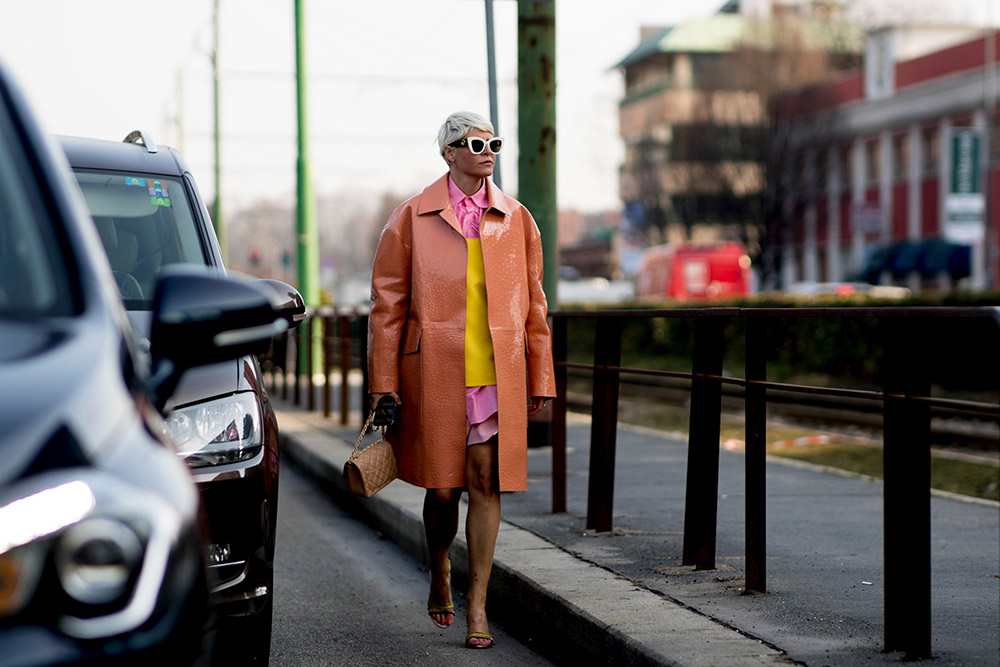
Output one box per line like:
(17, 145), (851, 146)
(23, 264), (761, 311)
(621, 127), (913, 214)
(274, 400), (999, 667)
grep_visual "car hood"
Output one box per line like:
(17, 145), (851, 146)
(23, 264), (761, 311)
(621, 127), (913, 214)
(0, 318), (137, 486)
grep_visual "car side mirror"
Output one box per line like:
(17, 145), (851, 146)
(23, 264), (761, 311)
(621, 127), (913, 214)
(148, 265), (289, 411)
(254, 278), (306, 329)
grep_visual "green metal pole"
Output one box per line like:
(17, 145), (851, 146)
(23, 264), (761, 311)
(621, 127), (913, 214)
(518, 0), (558, 304)
(295, 0), (320, 378)
(519, 0), (557, 447)
(212, 0), (225, 261)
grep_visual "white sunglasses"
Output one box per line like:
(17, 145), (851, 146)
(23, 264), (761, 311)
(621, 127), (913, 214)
(448, 136), (503, 155)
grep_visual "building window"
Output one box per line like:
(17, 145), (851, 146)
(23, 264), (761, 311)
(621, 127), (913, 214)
(792, 153), (812, 197)
(892, 133), (909, 181)
(838, 144), (852, 188)
(865, 140), (879, 184)
(814, 150), (827, 194)
(992, 110), (1000, 159)
(922, 125), (939, 175)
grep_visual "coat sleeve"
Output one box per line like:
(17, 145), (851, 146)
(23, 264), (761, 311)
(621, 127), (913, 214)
(522, 210), (556, 398)
(368, 207), (412, 393)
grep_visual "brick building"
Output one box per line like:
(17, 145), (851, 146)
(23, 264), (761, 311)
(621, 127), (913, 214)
(615, 0), (862, 260)
(771, 26), (1000, 291)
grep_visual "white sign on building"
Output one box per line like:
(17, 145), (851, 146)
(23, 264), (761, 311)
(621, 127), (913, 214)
(865, 29), (895, 100)
(944, 130), (985, 243)
(852, 202), (882, 235)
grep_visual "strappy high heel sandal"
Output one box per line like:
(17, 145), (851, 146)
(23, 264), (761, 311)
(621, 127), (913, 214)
(427, 559), (454, 628)
(465, 632), (495, 649)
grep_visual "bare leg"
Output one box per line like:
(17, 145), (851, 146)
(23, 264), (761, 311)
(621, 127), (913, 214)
(424, 488), (460, 627)
(464, 440), (501, 646)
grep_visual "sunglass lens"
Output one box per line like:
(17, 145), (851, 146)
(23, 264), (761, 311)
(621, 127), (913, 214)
(467, 138), (486, 154)
(488, 138), (503, 154)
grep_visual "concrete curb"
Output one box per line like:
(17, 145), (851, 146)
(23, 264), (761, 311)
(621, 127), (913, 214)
(277, 409), (791, 666)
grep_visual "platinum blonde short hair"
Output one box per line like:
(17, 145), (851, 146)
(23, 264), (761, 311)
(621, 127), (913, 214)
(437, 111), (494, 163)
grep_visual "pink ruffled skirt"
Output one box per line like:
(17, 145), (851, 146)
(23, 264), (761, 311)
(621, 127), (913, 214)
(465, 385), (499, 445)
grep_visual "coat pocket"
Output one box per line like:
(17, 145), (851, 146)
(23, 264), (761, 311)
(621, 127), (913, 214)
(402, 324), (421, 354)
(398, 324), (422, 428)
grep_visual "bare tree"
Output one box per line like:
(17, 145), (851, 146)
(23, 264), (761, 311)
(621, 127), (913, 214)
(367, 191), (407, 267)
(689, 9), (862, 286)
(226, 189), (406, 304)
(630, 136), (673, 244)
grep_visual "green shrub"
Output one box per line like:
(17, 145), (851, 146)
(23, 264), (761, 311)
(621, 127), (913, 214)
(556, 292), (1000, 392)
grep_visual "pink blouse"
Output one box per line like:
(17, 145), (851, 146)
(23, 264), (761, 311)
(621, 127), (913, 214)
(448, 175), (498, 426)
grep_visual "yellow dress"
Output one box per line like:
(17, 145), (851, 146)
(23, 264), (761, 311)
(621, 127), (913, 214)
(464, 237), (496, 386)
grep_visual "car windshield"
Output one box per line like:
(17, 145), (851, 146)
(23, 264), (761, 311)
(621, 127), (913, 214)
(0, 111), (75, 318)
(72, 169), (208, 309)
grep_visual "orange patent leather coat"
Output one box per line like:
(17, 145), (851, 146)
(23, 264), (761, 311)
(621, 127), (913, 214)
(368, 173), (556, 491)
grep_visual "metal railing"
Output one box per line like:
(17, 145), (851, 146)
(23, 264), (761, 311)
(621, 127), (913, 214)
(268, 305), (1000, 661)
(549, 306), (999, 661)
(262, 306), (369, 423)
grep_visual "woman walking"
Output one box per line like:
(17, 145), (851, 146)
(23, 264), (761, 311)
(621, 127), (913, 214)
(368, 111), (555, 649)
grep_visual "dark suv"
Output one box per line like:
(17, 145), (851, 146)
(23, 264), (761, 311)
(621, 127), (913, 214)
(0, 59), (296, 666)
(59, 132), (302, 664)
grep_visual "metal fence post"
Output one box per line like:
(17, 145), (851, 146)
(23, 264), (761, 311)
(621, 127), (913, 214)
(682, 315), (725, 570)
(339, 313), (351, 425)
(267, 333), (281, 397)
(745, 315), (767, 592)
(293, 319), (304, 406)
(359, 311), (369, 425)
(551, 315), (567, 514)
(882, 317), (932, 659)
(279, 331), (289, 401)
(306, 318), (315, 412)
(322, 312), (332, 418)
(586, 317), (623, 532)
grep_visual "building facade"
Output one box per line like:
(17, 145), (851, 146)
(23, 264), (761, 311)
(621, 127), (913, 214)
(773, 26), (1000, 291)
(616, 1), (862, 261)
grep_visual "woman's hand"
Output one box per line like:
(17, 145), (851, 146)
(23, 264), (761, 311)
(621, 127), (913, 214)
(527, 396), (550, 417)
(370, 392), (401, 411)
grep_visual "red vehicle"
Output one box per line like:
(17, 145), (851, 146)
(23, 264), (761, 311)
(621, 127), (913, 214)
(635, 241), (752, 300)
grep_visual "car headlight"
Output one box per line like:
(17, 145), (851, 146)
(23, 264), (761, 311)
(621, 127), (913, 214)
(0, 471), (186, 639)
(56, 517), (143, 606)
(0, 480), (94, 619)
(165, 393), (262, 468)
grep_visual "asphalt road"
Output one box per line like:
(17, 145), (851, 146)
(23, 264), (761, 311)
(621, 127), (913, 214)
(269, 462), (562, 666)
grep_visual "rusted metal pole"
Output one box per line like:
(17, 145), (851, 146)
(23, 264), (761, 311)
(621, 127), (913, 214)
(586, 317), (623, 532)
(882, 318), (932, 659)
(744, 317), (767, 592)
(519, 0), (557, 449)
(682, 316), (725, 570)
(551, 315), (567, 513)
(517, 0), (557, 303)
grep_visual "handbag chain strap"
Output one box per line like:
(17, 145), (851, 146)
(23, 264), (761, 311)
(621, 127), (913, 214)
(350, 409), (386, 458)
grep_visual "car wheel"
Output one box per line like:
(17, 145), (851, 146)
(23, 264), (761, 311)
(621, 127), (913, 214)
(246, 594), (274, 665)
(213, 594), (273, 666)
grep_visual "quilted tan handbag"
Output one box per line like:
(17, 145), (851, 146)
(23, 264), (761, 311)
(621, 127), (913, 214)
(343, 409), (398, 497)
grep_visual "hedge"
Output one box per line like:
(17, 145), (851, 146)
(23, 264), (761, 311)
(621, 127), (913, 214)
(557, 292), (1000, 393)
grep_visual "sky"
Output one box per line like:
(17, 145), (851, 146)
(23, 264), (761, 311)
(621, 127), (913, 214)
(0, 0), (993, 215)
(0, 0), (724, 214)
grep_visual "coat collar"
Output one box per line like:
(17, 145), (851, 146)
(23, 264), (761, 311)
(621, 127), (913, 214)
(416, 173), (512, 231)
